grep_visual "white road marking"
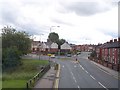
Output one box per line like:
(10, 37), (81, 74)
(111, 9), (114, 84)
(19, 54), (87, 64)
(90, 75), (96, 80)
(79, 64), (82, 67)
(73, 77), (77, 83)
(71, 72), (74, 76)
(85, 70), (89, 74)
(98, 67), (110, 75)
(98, 82), (108, 90)
(81, 67), (85, 70)
(62, 65), (64, 68)
(77, 85), (80, 88)
(74, 65), (76, 67)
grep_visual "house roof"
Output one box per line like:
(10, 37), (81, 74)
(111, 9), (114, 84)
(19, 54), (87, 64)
(98, 41), (120, 48)
(103, 42), (120, 48)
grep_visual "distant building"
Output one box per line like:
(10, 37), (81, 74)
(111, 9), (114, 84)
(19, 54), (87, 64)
(31, 41), (58, 54)
(31, 41), (40, 52)
(74, 44), (97, 52)
(50, 42), (58, 53)
(95, 38), (120, 71)
(61, 42), (72, 52)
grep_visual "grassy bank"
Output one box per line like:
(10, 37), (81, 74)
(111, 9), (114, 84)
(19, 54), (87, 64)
(2, 59), (49, 88)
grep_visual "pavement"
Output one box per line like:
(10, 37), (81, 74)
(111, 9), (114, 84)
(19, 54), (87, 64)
(90, 60), (119, 80)
(33, 64), (60, 89)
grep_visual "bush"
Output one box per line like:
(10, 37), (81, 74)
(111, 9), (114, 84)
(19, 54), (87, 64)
(90, 51), (97, 58)
(2, 46), (21, 72)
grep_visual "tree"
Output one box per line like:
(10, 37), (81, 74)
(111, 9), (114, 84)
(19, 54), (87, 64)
(2, 26), (32, 55)
(2, 46), (21, 71)
(56, 39), (66, 49)
(2, 26), (32, 71)
(90, 50), (97, 58)
(48, 32), (59, 43)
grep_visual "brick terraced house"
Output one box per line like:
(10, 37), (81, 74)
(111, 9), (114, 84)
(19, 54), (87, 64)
(95, 38), (120, 71)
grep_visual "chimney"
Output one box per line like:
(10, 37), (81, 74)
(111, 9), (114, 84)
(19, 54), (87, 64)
(110, 40), (113, 43)
(114, 39), (117, 42)
(118, 37), (120, 42)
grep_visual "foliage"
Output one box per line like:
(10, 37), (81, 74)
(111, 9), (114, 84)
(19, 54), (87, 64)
(48, 32), (59, 43)
(2, 26), (32, 55)
(2, 46), (21, 71)
(48, 32), (66, 49)
(2, 59), (49, 88)
(90, 50), (97, 58)
(56, 39), (66, 49)
(2, 26), (32, 71)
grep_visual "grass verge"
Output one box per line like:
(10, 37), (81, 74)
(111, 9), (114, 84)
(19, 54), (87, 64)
(2, 59), (49, 88)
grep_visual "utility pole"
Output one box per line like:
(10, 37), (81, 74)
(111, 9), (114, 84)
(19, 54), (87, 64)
(39, 34), (44, 60)
(50, 26), (60, 33)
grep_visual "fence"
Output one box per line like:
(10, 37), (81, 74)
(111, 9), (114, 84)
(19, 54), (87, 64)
(26, 64), (50, 88)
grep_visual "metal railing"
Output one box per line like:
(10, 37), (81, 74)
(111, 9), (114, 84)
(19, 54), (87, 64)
(26, 64), (50, 88)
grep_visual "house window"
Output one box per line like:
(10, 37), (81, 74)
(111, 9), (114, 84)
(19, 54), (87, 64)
(118, 49), (120, 64)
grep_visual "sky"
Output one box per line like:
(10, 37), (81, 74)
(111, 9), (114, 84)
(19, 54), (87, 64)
(0, 0), (119, 45)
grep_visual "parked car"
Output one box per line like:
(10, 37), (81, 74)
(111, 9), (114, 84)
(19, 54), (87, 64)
(51, 54), (55, 58)
(67, 54), (72, 57)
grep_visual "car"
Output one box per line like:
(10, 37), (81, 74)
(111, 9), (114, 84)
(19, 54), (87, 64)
(67, 54), (72, 57)
(51, 54), (55, 58)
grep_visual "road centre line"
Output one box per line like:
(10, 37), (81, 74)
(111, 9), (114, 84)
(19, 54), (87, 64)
(73, 77), (77, 83)
(90, 75), (96, 80)
(98, 82), (108, 90)
(79, 64), (82, 67)
(74, 65), (77, 67)
(85, 70), (89, 74)
(77, 85), (80, 88)
(70, 71), (77, 84)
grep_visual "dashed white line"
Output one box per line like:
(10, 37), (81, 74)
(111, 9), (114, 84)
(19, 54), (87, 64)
(77, 85), (80, 88)
(98, 82), (108, 90)
(71, 72), (73, 76)
(71, 71), (77, 83)
(74, 65), (76, 67)
(81, 67), (85, 70)
(90, 75), (96, 80)
(85, 70), (89, 74)
(79, 64), (82, 67)
(62, 65), (64, 68)
(74, 77), (77, 83)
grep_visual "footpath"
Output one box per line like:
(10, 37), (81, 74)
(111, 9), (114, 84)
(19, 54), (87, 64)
(33, 64), (60, 89)
(91, 60), (119, 80)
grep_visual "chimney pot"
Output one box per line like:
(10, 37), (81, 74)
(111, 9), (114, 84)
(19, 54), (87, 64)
(110, 40), (113, 43)
(118, 38), (120, 42)
(114, 39), (117, 42)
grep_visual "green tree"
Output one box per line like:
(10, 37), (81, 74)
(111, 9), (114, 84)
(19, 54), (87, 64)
(2, 26), (32, 71)
(48, 32), (59, 43)
(2, 46), (21, 71)
(2, 26), (31, 55)
(56, 39), (66, 49)
(90, 50), (97, 58)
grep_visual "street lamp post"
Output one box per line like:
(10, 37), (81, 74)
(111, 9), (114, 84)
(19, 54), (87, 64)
(39, 34), (44, 60)
(50, 26), (60, 33)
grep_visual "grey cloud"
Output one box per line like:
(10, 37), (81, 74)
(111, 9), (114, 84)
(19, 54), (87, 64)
(60, 2), (111, 16)
(52, 18), (73, 26)
(0, 1), (49, 35)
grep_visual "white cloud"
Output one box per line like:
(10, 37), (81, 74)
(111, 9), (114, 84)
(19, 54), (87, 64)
(0, 0), (118, 44)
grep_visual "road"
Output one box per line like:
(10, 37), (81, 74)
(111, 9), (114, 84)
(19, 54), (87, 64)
(23, 52), (119, 89)
(52, 52), (119, 89)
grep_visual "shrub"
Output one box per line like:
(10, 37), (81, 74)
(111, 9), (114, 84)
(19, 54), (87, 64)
(2, 46), (21, 72)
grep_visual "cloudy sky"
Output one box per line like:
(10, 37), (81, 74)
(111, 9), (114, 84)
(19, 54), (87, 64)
(0, 0), (119, 45)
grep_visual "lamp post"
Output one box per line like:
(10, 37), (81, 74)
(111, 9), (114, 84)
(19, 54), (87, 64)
(39, 34), (44, 60)
(50, 26), (60, 33)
